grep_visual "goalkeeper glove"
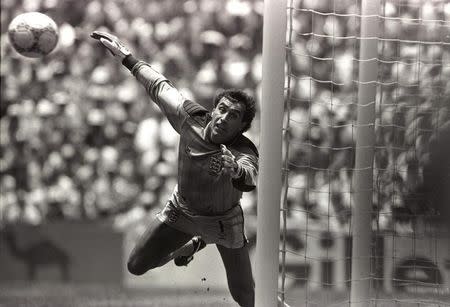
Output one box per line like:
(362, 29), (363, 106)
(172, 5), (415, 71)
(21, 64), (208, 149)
(221, 144), (242, 179)
(90, 31), (131, 60)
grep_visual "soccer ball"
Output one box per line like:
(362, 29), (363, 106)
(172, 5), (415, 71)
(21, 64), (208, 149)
(8, 12), (59, 58)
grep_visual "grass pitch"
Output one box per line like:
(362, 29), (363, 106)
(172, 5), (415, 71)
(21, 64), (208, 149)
(1, 282), (449, 307)
(0, 282), (235, 307)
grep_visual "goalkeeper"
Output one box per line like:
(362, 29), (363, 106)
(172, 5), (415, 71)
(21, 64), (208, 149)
(91, 31), (258, 307)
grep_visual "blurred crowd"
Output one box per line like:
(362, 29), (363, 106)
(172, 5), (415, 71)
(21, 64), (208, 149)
(283, 0), (449, 232)
(1, 0), (449, 233)
(1, 0), (264, 227)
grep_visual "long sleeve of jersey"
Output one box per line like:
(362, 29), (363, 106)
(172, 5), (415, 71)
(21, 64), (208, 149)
(232, 145), (258, 192)
(122, 55), (187, 133)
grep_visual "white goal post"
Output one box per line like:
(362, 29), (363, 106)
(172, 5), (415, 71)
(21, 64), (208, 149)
(255, 0), (380, 306)
(254, 0), (287, 306)
(256, 0), (449, 306)
(350, 0), (380, 306)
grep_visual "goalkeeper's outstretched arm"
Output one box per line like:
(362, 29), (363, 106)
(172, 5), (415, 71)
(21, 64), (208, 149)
(91, 31), (186, 133)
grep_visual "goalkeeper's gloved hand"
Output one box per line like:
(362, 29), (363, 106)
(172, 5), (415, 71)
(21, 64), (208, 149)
(90, 31), (131, 60)
(220, 145), (242, 179)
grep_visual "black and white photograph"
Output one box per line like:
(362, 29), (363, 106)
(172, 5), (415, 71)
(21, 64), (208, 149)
(0, 0), (449, 306)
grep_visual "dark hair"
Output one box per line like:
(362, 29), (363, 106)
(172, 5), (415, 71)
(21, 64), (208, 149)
(213, 89), (256, 132)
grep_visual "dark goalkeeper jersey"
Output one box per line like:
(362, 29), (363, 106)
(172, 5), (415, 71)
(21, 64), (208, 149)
(130, 60), (258, 215)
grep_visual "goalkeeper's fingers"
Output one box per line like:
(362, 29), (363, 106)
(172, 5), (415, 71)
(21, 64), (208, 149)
(90, 31), (117, 42)
(99, 38), (116, 56)
(221, 144), (233, 156)
(91, 31), (130, 59)
(220, 144), (235, 167)
(220, 144), (239, 177)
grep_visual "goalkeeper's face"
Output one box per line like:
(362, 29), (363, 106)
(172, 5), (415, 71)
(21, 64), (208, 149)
(209, 97), (247, 144)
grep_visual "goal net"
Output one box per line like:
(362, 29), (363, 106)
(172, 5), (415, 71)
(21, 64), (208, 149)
(256, 0), (450, 306)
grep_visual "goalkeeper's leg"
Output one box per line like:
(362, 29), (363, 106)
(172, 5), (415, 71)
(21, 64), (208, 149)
(217, 244), (254, 307)
(127, 218), (192, 275)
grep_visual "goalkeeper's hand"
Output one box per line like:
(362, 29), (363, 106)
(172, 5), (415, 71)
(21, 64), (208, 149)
(90, 31), (131, 60)
(220, 145), (242, 179)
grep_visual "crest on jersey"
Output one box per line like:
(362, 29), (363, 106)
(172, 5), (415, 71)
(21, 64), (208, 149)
(209, 154), (223, 176)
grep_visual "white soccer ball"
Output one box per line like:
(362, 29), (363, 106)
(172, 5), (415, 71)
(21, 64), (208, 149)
(8, 12), (59, 58)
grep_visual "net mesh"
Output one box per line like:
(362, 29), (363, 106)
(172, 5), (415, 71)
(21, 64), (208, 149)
(279, 0), (450, 306)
